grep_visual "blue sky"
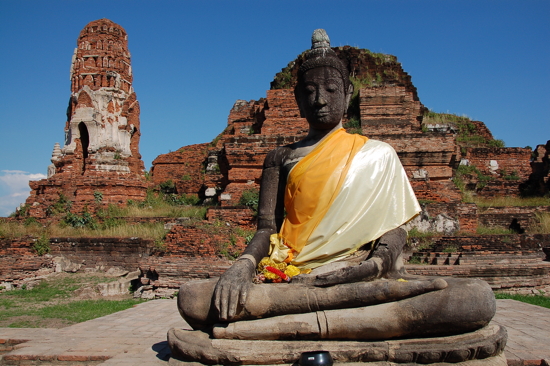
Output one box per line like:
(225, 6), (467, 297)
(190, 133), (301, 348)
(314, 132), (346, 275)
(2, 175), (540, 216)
(1, 0), (549, 216)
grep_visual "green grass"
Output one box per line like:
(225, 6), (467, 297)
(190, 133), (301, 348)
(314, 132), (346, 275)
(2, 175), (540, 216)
(495, 293), (550, 309)
(0, 273), (143, 328)
(32, 299), (141, 324)
(473, 196), (550, 207)
(2, 299), (142, 328)
(406, 228), (438, 251)
(422, 110), (505, 148)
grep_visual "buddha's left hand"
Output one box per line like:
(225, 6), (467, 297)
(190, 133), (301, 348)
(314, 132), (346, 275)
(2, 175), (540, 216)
(312, 258), (381, 287)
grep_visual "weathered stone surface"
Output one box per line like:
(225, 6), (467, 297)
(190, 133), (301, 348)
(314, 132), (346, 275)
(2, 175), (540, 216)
(24, 19), (147, 218)
(96, 269), (139, 296)
(168, 324), (507, 365)
(53, 256), (82, 273)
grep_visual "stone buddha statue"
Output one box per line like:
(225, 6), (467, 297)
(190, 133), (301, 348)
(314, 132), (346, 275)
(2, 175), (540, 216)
(168, 30), (504, 365)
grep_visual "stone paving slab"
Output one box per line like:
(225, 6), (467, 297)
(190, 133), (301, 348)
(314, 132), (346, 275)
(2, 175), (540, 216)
(492, 299), (550, 365)
(0, 299), (549, 365)
(0, 299), (187, 365)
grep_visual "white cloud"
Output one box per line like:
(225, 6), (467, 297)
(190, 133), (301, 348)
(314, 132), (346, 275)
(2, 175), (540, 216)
(0, 170), (46, 217)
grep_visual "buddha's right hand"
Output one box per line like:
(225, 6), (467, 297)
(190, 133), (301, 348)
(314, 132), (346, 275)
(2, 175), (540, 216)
(213, 258), (256, 321)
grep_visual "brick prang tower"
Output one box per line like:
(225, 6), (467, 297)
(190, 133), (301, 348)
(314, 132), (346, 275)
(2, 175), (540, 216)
(25, 19), (147, 218)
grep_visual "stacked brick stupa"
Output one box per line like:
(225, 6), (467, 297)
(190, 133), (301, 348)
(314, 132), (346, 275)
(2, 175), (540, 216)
(25, 19), (147, 218)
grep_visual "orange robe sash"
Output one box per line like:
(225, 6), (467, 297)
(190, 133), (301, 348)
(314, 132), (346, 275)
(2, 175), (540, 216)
(279, 128), (368, 256)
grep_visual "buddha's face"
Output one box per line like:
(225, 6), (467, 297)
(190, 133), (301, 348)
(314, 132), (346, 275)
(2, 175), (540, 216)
(296, 66), (350, 130)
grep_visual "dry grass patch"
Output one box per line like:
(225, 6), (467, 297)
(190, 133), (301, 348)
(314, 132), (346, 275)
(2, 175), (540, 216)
(0, 220), (167, 241)
(531, 212), (550, 234)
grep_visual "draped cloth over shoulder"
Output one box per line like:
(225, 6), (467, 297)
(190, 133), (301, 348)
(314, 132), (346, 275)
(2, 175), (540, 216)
(269, 129), (421, 269)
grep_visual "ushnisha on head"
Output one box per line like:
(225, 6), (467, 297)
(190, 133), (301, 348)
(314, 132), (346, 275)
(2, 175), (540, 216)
(295, 29), (353, 130)
(296, 29), (351, 93)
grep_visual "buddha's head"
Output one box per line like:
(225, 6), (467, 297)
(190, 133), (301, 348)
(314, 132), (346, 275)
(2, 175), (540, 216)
(295, 29), (353, 130)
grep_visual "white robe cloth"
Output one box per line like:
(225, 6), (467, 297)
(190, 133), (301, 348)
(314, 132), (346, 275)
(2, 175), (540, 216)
(271, 139), (421, 269)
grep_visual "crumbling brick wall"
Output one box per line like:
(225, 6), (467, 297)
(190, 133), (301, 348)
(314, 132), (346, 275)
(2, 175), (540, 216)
(150, 143), (211, 194)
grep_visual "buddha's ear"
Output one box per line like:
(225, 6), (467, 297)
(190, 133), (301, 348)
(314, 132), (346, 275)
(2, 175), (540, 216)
(345, 83), (354, 107)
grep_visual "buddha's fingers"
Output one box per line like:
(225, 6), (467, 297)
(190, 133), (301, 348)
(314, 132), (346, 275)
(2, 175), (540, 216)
(213, 259), (255, 321)
(214, 284), (229, 321)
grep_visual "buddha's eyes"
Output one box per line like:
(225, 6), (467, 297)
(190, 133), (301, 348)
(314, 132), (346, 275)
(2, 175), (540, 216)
(305, 85), (316, 94)
(326, 84), (338, 92)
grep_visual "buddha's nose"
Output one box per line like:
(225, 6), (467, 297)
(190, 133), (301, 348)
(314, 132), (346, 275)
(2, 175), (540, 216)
(315, 95), (327, 107)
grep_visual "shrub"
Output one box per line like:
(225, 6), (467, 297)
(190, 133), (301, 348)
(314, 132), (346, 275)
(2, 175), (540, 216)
(62, 212), (97, 229)
(12, 204), (29, 218)
(234, 227), (256, 246)
(442, 245), (458, 253)
(24, 217), (40, 227)
(33, 234), (50, 256)
(501, 169), (520, 181)
(46, 193), (72, 217)
(344, 117), (363, 135)
(453, 164), (492, 191)
(217, 235), (241, 260)
(163, 193), (200, 206)
(407, 256), (424, 265)
(344, 117), (361, 129)
(154, 238), (167, 253)
(406, 228), (437, 251)
(93, 191), (103, 204)
(159, 180), (176, 194)
(488, 139), (505, 148)
(239, 188), (260, 213)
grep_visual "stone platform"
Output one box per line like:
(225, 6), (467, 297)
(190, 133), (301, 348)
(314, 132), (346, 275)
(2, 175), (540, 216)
(168, 324), (507, 364)
(0, 299), (549, 365)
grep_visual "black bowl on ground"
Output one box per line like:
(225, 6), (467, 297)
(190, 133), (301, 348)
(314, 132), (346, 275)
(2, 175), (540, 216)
(299, 351), (333, 366)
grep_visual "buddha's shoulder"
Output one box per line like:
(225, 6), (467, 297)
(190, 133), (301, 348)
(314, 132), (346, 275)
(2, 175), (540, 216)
(263, 146), (293, 168)
(359, 139), (400, 163)
(364, 139), (397, 154)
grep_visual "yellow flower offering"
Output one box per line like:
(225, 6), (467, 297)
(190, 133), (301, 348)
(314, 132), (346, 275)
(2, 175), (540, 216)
(284, 265), (300, 278)
(257, 258), (303, 282)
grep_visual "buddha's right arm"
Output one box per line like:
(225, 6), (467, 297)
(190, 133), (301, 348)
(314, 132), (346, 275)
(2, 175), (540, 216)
(214, 149), (285, 321)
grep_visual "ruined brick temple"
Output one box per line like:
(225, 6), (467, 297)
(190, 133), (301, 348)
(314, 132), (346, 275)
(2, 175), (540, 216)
(25, 19), (147, 217)
(151, 47), (549, 212)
